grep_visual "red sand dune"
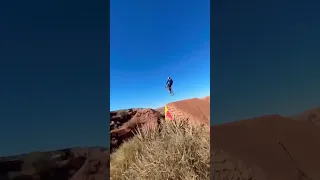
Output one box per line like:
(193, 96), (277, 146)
(211, 115), (320, 180)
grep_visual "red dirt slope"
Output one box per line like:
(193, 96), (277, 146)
(167, 98), (210, 126)
(211, 115), (320, 180)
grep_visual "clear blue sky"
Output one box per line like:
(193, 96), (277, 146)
(0, 0), (108, 156)
(211, 0), (320, 125)
(110, 0), (210, 110)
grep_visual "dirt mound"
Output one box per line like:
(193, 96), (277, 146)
(0, 147), (109, 180)
(211, 115), (320, 180)
(166, 98), (210, 126)
(291, 107), (320, 125)
(110, 108), (164, 152)
(202, 96), (210, 101)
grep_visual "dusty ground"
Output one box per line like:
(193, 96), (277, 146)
(211, 114), (320, 180)
(0, 147), (109, 180)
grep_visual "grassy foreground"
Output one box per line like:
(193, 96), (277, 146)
(110, 119), (210, 180)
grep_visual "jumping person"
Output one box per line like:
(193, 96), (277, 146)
(166, 77), (174, 95)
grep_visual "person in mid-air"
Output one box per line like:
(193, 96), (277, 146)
(166, 77), (174, 95)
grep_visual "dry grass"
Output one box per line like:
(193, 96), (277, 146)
(110, 119), (210, 180)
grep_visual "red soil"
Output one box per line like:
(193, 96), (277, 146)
(167, 97), (210, 126)
(167, 98), (210, 125)
(211, 115), (320, 180)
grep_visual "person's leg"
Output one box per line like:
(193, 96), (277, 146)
(169, 85), (174, 95)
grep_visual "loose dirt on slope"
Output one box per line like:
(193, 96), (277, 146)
(167, 98), (210, 126)
(211, 115), (320, 180)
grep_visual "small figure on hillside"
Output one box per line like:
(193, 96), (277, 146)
(165, 77), (174, 96)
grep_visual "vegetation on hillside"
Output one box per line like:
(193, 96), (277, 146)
(110, 119), (210, 180)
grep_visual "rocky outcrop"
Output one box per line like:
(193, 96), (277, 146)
(110, 108), (164, 152)
(0, 147), (109, 180)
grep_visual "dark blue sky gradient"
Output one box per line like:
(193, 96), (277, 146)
(211, 0), (320, 124)
(0, 0), (109, 156)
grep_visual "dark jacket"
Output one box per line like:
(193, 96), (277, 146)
(166, 79), (173, 86)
